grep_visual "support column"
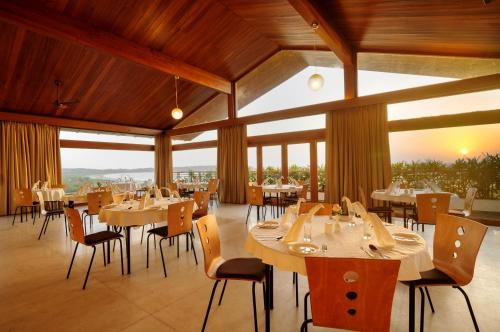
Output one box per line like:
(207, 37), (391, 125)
(281, 144), (288, 183)
(344, 53), (358, 99)
(228, 82), (237, 119)
(257, 145), (263, 184)
(310, 141), (318, 201)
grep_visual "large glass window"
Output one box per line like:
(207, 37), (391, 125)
(288, 143), (310, 199)
(171, 130), (217, 145)
(247, 115), (325, 137)
(390, 124), (500, 210)
(262, 146), (281, 183)
(172, 148), (217, 182)
(61, 148), (154, 193)
(60, 129), (154, 144)
(317, 142), (326, 202)
(248, 147), (257, 183)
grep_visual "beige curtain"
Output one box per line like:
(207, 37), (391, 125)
(154, 133), (173, 187)
(0, 121), (61, 215)
(325, 104), (392, 206)
(217, 125), (248, 204)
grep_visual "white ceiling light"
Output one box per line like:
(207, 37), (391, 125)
(171, 76), (183, 120)
(308, 22), (324, 91)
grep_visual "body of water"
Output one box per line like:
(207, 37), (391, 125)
(92, 172), (154, 181)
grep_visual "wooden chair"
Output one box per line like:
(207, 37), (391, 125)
(11, 188), (38, 225)
(284, 183), (309, 206)
(412, 193), (451, 231)
(146, 200), (197, 277)
(450, 187), (477, 217)
(301, 257), (400, 332)
(298, 202), (333, 216)
(196, 215), (267, 332)
(64, 208), (123, 289)
(167, 182), (178, 193)
(359, 186), (393, 223)
(207, 178), (220, 207)
(82, 191), (113, 234)
(36, 191), (67, 240)
(246, 185), (268, 224)
(404, 214), (487, 332)
(193, 191), (210, 220)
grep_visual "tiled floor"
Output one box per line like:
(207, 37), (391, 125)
(1, 204), (499, 331)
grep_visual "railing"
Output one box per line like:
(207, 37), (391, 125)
(172, 171), (217, 182)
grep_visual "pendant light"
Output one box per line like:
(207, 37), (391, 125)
(308, 22), (324, 91)
(171, 76), (183, 120)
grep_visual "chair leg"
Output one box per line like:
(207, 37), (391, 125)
(117, 238), (124, 275)
(295, 272), (299, 307)
(12, 206), (19, 226)
(38, 215), (49, 240)
(218, 280), (227, 306)
(146, 233), (153, 268)
(186, 233), (189, 252)
(303, 292), (311, 332)
(189, 233), (198, 264)
(453, 286), (480, 332)
(102, 243), (107, 267)
(252, 282), (258, 332)
(424, 287), (435, 313)
(262, 282), (267, 309)
(246, 205), (252, 225)
(66, 242), (79, 279)
(140, 225), (145, 244)
(419, 287), (425, 332)
(202, 280), (220, 332)
(64, 216), (68, 237)
(159, 238), (167, 277)
(176, 235), (180, 258)
(82, 246), (97, 290)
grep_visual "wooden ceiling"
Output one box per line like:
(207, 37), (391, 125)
(0, 0), (499, 132)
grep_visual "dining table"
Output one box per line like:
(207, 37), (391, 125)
(98, 197), (196, 274)
(261, 184), (302, 217)
(33, 188), (65, 201)
(245, 215), (434, 332)
(176, 182), (208, 191)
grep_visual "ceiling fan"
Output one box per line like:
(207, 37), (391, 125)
(53, 80), (79, 109)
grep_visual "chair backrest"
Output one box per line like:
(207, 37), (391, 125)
(247, 185), (264, 206)
(167, 182), (178, 192)
(433, 214), (487, 286)
(64, 208), (85, 244)
(416, 193), (451, 225)
(193, 191), (210, 213)
(298, 184), (309, 199)
(86, 191), (113, 215)
(167, 200), (194, 237)
(196, 215), (223, 278)
(14, 188), (33, 206)
(112, 193), (125, 204)
(299, 202), (333, 216)
(305, 257), (400, 332)
(463, 187), (478, 216)
(358, 186), (368, 208)
(208, 179), (219, 194)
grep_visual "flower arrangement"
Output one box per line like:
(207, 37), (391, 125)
(332, 203), (343, 216)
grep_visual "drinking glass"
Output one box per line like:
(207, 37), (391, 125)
(303, 221), (312, 243)
(362, 222), (372, 240)
(348, 210), (356, 227)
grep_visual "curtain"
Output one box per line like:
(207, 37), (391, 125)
(217, 125), (248, 204)
(0, 121), (61, 215)
(325, 104), (392, 206)
(154, 133), (173, 187)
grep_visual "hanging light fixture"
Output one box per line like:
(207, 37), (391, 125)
(171, 76), (183, 120)
(308, 22), (324, 91)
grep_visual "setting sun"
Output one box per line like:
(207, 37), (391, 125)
(460, 147), (469, 156)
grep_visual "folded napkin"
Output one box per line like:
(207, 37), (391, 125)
(384, 182), (394, 194)
(41, 181), (48, 190)
(32, 181), (40, 190)
(296, 198), (306, 214)
(155, 188), (163, 199)
(341, 196), (354, 215)
(262, 177), (272, 185)
(138, 196), (146, 210)
(352, 201), (367, 218)
(428, 181), (441, 192)
(279, 207), (295, 228)
(145, 197), (155, 207)
(367, 213), (396, 249)
(171, 190), (181, 199)
(283, 214), (308, 243)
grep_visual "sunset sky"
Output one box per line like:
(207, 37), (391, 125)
(61, 67), (500, 169)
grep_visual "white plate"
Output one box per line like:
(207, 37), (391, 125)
(288, 242), (319, 256)
(257, 221), (280, 229)
(392, 232), (420, 244)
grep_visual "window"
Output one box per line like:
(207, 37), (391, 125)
(60, 129), (154, 144)
(172, 148), (217, 182)
(262, 146), (281, 183)
(248, 147), (257, 183)
(390, 124), (500, 210)
(61, 149), (154, 193)
(288, 143), (310, 198)
(247, 114), (325, 137)
(171, 130), (217, 145)
(317, 142), (326, 201)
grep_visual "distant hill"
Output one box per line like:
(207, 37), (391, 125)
(63, 166), (216, 176)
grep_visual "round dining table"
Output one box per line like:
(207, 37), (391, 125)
(245, 216), (434, 332)
(261, 184), (302, 217)
(99, 197), (196, 274)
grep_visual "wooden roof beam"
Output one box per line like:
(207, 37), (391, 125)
(288, 0), (354, 66)
(0, 1), (231, 94)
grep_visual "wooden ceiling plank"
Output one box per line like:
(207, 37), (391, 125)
(0, 1), (231, 94)
(0, 26), (26, 101)
(288, 0), (354, 65)
(0, 110), (161, 136)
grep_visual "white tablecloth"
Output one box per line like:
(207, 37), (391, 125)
(98, 198), (196, 227)
(245, 216), (434, 281)
(371, 189), (459, 205)
(262, 185), (302, 194)
(112, 182), (137, 193)
(177, 182), (208, 191)
(34, 189), (65, 201)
